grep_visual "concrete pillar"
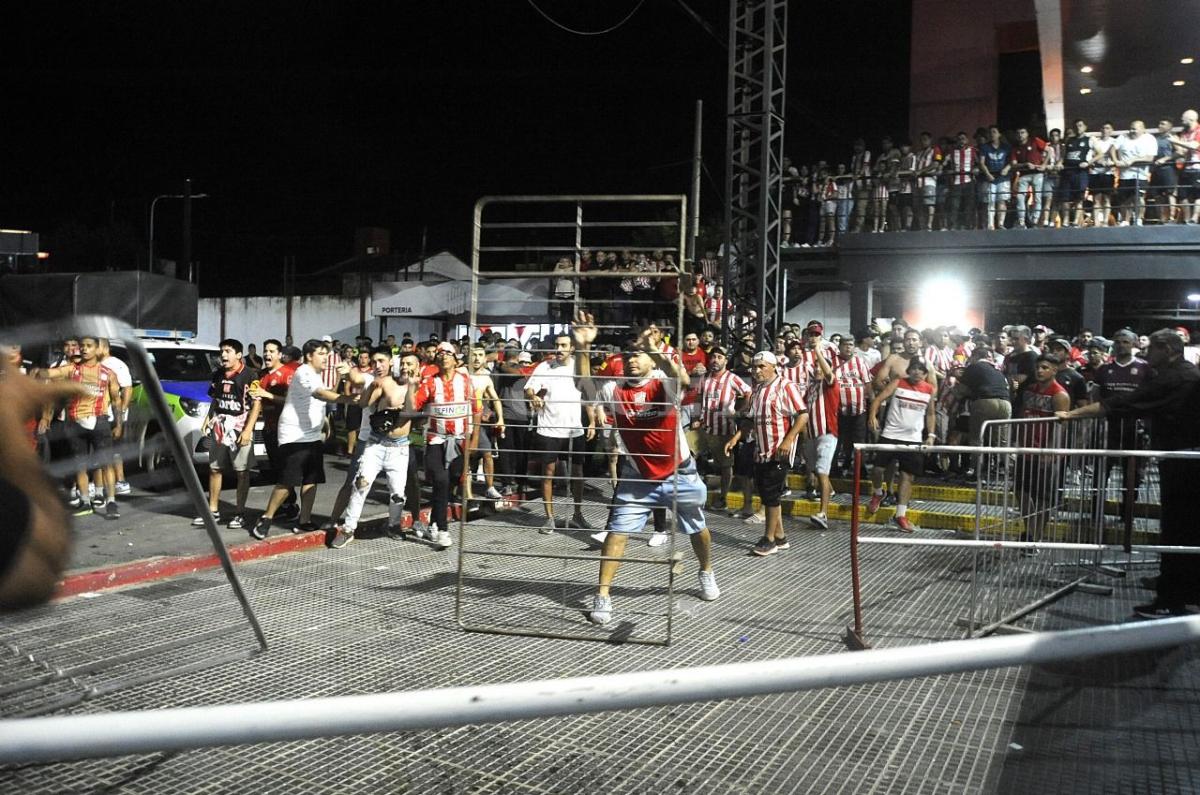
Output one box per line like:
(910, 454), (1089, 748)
(1081, 281), (1104, 333)
(850, 280), (874, 333)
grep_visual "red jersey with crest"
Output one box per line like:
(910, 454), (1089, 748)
(598, 373), (687, 481)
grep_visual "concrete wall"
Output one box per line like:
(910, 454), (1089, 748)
(909, 0), (1038, 137)
(783, 291), (851, 336)
(198, 295), (443, 347)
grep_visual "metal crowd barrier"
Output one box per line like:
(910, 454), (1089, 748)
(460, 194), (690, 644)
(0, 316), (267, 717)
(847, 437), (1200, 649)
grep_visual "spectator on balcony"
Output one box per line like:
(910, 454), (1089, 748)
(1039, 128), (1064, 228)
(834, 163), (854, 236)
(850, 138), (872, 233)
(1152, 118), (1180, 224)
(1060, 119), (1092, 227)
(818, 167), (838, 246)
(872, 136), (900, 233)
(1170, 109), (1200, 223)
(979, 125), (1012, 231)
(1010, 127), (1047, 229)
(913, 132), (941, 231)
(551, 257), (576, 324)
(943, 131), (977, 230)
(1087, 122), (1118, 226)
(973, 128), (991, 228)
(895, 139), (918, 231)
(1113, 120), (1158, 226)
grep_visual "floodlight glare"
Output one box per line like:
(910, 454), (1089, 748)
(918, 277), (969, 328)
(1182, 57), (1195, 65)
(1187, 293), (1200, 302)
(1174, 80), (1187, 87)
(1080, 87), (1092, 95)
(1080, 65), (1094, 73)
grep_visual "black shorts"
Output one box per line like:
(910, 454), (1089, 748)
(1180, 169), (1200, 200)
(1115, 178), (1145, 206)
(263, 427), (283, 472)
(1090, 173), (1115, 194)
(1152, 165), (1178, 193)
(345, 406), (363, 433)
(1014, 457), (1065, 500)
(277, 441), (326, 486)
(535, 433), (582, 468)
(754, 459), (788, 507)
(873, 436), (923, 477)
(1058, 170), (1088, 202)
(67, 418), (113, 458)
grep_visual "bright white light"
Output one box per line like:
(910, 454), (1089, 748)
(1182, 57), (1195, 65)
(918, 277), (970, 328)
(1080, 87), (1092, 95)
(1174, 80), (1187, 87)
(1187, 293), (1200, 302)
(1080, 65), (1094, 73)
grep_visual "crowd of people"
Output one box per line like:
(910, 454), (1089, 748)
(780, 109), (1200, 246)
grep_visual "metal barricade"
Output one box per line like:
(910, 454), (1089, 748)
(846, 437), (1200, 649)
(0, 316), (266, 717)
(457, 195), (690, 644)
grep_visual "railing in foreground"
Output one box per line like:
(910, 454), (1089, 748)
(0, 615), (1196, 765)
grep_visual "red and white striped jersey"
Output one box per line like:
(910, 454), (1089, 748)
(946, 146), (978, 186)
(806, 375), (841, 437)
(700, 369), (751, 436)
(321, 349), (343, 391)
(923, 345), (953, 376)
(834, 354), (872, 415)
(748, 376), (807, 462)
(412, 371), (477, 443)
(704, 295), (729, 325)
(67, 362), (115, 422)
(780, 361), (809, 391)
(880, 379), (935, 443)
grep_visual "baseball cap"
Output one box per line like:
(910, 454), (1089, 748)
(320, 334), (333, 343)
(1046, 336), (1072, 351)
(753, 350), (778, 365)
(517, 351), (533, 363)
(709, 346), (727, 357)
(805, 320), (824, 334)
(436, 341), (456, 354)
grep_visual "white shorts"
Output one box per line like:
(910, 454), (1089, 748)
(803, 433), (838, 476)
(606, 459), (707, 536)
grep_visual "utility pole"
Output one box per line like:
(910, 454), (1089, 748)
(689, 99), (703, 262)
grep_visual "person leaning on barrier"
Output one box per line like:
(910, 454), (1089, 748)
(0, 354), (88, 609)
(952, 345), (1012, 447)
(1057, 328), (1200, 618)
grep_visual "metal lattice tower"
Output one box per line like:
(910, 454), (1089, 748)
(723, 0), (787, 351)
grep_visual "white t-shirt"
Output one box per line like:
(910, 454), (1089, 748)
(525, 358), (583, 439)
(1089, 136), (1116, 175)
(278, 364), (327, 445)
(1115, 133), (1157, 182)
(855, 346), (882, 370)
(102, 355), (133, 421)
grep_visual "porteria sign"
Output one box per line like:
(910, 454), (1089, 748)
(371, 279), (547, 319)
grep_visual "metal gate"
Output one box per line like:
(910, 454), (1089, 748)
(0, 316), (266, 718)
(456, 195), (689, 644)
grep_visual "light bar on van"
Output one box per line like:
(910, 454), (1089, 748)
(134, 329), (197, 340)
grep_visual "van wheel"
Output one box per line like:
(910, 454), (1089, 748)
(139, 426), (181, 490)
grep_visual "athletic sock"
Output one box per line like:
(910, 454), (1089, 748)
(873, 488), (884, 496)
(895, 504), (908, 518)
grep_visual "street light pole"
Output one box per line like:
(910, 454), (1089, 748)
(148, 189), (209, 274)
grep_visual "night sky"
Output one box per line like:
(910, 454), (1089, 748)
(2, 1), (910, 293)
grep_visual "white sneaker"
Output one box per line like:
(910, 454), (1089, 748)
(589, 531), (609, 547)
(413, 521), (432, 540)
(435, 530), (453, 549)
(588, 594), (612, 625)
(647, 532), (669, 547)
(810, 511), (829, 529)
(698, 570), (720, 601)
(115, 480), (132, 496)
(485, 486), (503, 500)
(742, 511), (765, 525)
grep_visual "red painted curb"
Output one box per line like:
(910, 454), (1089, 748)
(51, 501), (483, 601)
(55, 531), (328, 600)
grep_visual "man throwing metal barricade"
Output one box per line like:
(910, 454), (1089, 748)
(572, 312), (719, 626)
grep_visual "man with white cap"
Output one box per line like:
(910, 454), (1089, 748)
(724, 350), (808, 556)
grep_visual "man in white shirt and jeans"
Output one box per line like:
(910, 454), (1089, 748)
(252, 339), (354, 539)
(525, 332), (594, 533)
(97, 338), (133, 496)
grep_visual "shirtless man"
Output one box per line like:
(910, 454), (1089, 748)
(467, 344), (506, 501)
(329, 347), (415, 548)
(872, 328), (939, 392)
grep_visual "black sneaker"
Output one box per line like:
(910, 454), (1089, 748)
(105, 501), (120, 521)
(251, 516), (272, 540)
(752, 536), (777, 557)
(774, 535), (790, 550)
(1132, 602), (1192, 619)
(192, 511), (220, 528)
(567, 515), (594, 530)
(277, 502), (301, 523)
(227, 515), (245, 530)
(295, 521), (319, 534)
